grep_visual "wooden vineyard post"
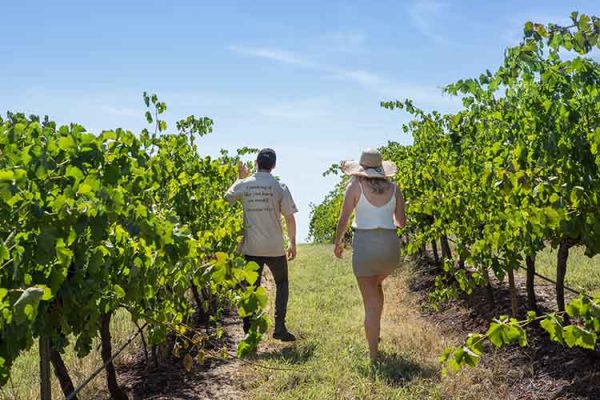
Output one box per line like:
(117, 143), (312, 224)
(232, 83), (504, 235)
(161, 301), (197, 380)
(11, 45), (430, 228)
(483, 268), (495, 305)
(431, 239), (440, 264)
(440, 235), (452, 260)
(525, 255), (537, 312)
(507, 267), (518, 317)
(39, 335), (52, 400)
(100, 313), (129, 400)
(556, 238), (572, 313)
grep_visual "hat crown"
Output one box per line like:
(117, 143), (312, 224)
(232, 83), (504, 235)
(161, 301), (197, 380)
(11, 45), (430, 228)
(359, 149), (382, 168)
(340, 148), (396, 178)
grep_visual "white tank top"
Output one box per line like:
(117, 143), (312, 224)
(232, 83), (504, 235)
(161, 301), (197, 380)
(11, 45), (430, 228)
(353, 181), (397, 230)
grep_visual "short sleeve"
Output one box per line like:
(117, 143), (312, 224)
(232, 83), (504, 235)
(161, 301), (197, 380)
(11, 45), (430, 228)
(280, 184), (298, 217)
(225, 180), (244, 205)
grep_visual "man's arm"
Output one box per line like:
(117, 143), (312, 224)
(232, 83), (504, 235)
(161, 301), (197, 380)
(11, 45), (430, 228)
(284, 214), (297, 261)
(280, 183), (298, 261)
(224, 162), (250, 204)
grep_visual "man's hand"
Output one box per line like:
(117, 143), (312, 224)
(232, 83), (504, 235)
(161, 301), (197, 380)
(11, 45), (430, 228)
(284, 214), (297, 261)
(287, 244), (297, 261)
(238, 161), (249, 180)
(334, 242), (344, 259)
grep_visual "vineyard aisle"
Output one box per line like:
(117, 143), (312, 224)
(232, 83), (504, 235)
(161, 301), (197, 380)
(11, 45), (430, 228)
(230, 244), (510, 400)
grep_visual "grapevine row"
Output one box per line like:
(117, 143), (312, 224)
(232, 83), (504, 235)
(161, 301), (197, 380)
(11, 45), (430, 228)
(310, 12), (600, 371)
(0, 94), (267, 398)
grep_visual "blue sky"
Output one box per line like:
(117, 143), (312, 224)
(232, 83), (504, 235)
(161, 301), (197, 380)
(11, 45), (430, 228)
(1, 0), (598, 241)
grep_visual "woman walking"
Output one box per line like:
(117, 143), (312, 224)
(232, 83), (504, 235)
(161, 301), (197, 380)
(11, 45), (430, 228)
(334, 149), (406, 363)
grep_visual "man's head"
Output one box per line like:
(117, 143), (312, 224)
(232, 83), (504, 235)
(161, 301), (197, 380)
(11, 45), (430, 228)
(257, 148), (276, 171)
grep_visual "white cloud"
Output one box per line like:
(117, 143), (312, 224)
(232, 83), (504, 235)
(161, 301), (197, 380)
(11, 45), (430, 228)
(227, 45), (312, 66)
(328, 68), (383, 87)
(228, 45), (460, 112)
(228, 44), (382, 88)
(258, 98), (333, 120)
(407, 0), (450, 44)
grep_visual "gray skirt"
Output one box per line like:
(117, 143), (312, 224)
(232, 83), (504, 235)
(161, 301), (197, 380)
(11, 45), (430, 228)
(352, 229), (401, 277)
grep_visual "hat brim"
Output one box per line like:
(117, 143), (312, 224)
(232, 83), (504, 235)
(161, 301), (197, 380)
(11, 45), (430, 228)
(340, 160), (397, 178)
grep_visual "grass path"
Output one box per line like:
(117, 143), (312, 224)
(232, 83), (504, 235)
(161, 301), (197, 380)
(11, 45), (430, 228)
(237, 244), (506, 400)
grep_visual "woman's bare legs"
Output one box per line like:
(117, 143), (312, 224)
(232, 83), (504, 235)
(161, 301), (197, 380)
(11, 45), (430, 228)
(357, 273), (389, 363)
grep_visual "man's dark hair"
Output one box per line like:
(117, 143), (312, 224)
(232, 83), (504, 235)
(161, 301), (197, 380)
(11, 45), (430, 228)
(257, 148), (276, 170)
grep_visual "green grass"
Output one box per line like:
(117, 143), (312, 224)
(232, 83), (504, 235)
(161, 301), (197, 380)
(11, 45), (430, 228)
(1, 309), (141, 400)
(533, 245), (600, 295)
(239, 244), (511, 400)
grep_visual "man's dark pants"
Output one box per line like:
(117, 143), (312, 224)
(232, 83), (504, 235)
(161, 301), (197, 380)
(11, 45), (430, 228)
(242, 255), (289, 334)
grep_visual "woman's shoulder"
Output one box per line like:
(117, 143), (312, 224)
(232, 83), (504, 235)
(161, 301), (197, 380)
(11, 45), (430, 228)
(392, 182), (404, 199)
(345, 176), (361, 194)
(346, 176), (358, 186)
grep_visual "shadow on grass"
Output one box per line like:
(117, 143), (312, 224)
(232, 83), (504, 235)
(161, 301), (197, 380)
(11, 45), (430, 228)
(360, 351), (437, 387)
(255, 341), (317, 365)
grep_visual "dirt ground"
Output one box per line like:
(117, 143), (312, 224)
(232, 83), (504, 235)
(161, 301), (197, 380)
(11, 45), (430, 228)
(112, 317), (245, 400)
(109, 277), (280, 400)
(412, 258), (600, 400)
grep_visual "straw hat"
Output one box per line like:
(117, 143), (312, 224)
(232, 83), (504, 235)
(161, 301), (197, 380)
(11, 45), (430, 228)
(340, 149), (397, 178)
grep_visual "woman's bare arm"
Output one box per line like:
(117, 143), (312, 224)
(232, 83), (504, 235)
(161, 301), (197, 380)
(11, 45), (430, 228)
(335, 178), (359, 246)
(393, 185), (406, 228)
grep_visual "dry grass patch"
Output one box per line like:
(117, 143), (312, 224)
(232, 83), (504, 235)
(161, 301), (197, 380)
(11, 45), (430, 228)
(1, 309), (142, 400)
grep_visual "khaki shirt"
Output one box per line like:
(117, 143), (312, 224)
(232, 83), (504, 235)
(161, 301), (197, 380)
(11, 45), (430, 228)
(225, 172), (298, 257)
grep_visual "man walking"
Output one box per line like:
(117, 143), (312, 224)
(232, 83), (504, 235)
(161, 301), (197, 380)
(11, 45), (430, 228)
(225, 148), (298, 341)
